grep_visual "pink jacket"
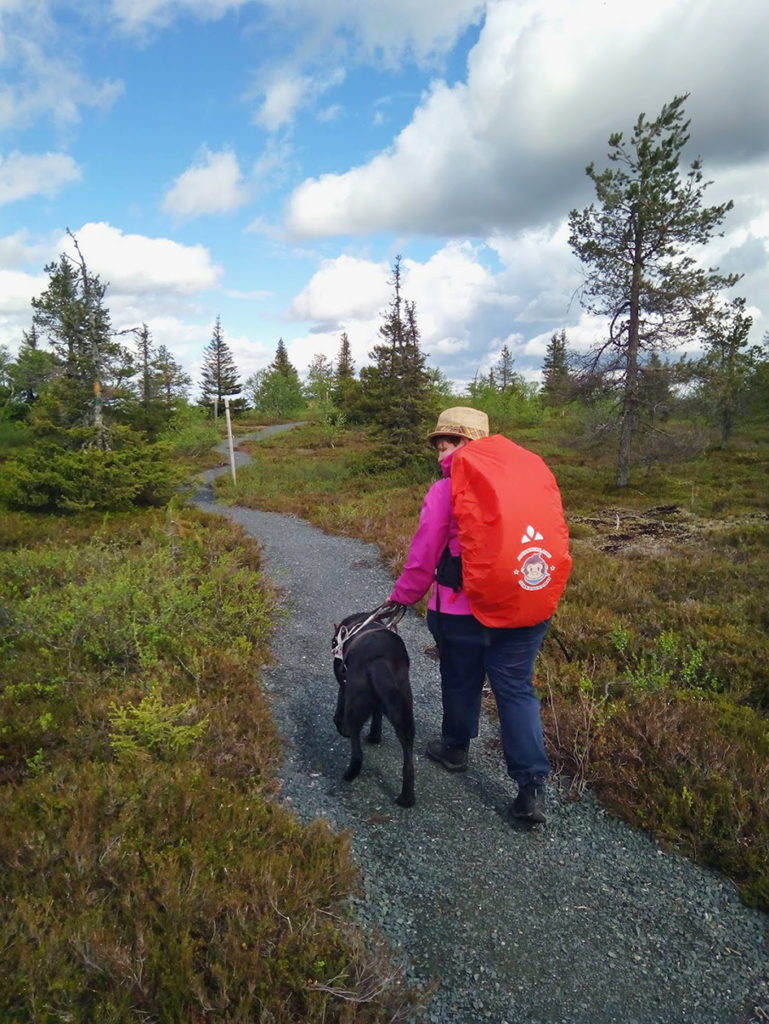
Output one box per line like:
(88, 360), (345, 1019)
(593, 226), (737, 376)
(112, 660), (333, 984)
(389, 450), (473, 615)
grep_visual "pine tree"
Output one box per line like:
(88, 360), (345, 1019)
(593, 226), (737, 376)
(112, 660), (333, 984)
(696, 296), (754, 449)
(568, 94), (739, 486)
(199, 316), (242, 408)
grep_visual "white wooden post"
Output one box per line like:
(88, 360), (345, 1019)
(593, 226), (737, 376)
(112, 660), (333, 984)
(224, 397), (237, 485)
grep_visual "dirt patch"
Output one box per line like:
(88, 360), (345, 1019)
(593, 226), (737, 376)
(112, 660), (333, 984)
(570, 505), (699, 555)
(571, 505), (769, 556)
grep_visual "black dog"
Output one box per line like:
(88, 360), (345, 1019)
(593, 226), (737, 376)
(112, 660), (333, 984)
(332, 611), (415, 808)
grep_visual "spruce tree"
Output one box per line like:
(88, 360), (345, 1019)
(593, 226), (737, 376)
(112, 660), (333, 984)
(335, 331), (355, 381)
(495, 344), (520, 393)
(245, 338), (304, 417)
(11, 325), (59, 409)
(153, 344), (191, 404)
(199, 316), (242, 408)
(126, 325), (191, 438)
(31, 234), (126, 437)
(541, 329), (572, 405)
(332, 330), (363, 420)
(568, 94), (739, 486)
(359, 256), (433, 465)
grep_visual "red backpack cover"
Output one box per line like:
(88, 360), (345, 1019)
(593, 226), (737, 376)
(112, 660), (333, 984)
(451, 434), (572, 627)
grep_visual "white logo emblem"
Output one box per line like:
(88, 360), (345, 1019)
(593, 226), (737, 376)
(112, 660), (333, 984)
(514, 524), (554, 591)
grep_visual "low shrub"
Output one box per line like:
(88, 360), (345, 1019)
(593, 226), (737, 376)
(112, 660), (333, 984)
(543, 685), (769, 910)
(0, 426), (181, 512)
(0, 509), (415, 1020)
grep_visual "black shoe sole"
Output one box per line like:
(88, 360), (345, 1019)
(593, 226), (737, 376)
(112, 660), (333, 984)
(511, 801), (547, 824)
(425, 745), (468, 772)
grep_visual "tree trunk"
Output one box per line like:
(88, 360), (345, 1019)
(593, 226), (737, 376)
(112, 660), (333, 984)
(616, 391), (635, 487)
(617, 259), (643, 487)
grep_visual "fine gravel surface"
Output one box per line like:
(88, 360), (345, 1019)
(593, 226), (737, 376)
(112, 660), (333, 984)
(192, 426), (769, 1024)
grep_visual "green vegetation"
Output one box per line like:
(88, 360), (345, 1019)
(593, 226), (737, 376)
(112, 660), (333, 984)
(0, 508), (417, 1020)
(216, 413), (769, 912)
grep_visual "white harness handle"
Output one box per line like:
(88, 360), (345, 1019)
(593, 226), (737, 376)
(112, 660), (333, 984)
(333, 602), (405, 662)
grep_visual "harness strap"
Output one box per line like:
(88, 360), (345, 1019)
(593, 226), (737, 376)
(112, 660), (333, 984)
(333, 602), (405, 671)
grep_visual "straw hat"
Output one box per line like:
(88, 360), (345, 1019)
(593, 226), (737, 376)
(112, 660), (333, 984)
(426, 406), (490, 445)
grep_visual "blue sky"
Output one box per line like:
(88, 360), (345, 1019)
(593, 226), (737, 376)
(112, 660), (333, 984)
(1, 0), (768, 397)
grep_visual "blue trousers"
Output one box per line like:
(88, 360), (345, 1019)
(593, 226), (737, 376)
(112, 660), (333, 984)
(427, 610), (551, 787)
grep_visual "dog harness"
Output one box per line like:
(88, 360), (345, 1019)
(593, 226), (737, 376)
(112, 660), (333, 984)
(333, 602), (406, 675)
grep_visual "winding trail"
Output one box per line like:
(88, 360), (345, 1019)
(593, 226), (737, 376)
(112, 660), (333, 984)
(191, 426), (769, 1024)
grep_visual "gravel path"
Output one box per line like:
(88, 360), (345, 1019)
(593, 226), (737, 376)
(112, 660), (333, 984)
(192, 426), (769, 1024)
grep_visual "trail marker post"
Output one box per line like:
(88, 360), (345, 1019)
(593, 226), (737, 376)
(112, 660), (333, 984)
(224, 397), (237, 485)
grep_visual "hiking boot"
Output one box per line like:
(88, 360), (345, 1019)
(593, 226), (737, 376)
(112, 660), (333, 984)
(511, 783), (547, 824)
(426, 738), (468, 772)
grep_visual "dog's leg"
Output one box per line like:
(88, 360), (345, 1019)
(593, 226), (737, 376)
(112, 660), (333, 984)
(395, 726), (416, 807)
(344, 727), (363, 782)
(392, 683), (416, 808)
(366, 707), (382, 744)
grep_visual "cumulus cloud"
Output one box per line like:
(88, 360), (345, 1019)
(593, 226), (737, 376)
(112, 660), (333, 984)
(0, 268), (48, 316)
(288, 254), (392, 324)
(60, 222), (223, 296)
(0, 223), (223, 358)
(282, 235), (583, 386)
(161, 148), (250, 219)
(255, 0), (484, 67)
(0, 151), (81, 205)
(285, 0), (769, 239)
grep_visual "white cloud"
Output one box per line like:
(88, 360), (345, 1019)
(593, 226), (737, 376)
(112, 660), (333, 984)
(256, 0), (485, 67)
(161, 148), (250, 219)
(0, 268), (47, 315)
(255, 74), (312, 131)
(288, 254), (391, 323)
(0, 151), (81, 205)
(282, 237), (583, 384)
(110, 0), (251, 35)
(285, 0), (769, 239)
(0, 3), (123, 132)
(0, 223), (223, 359)
(112, 0), (484, 65)
(61, 223), (222, 296)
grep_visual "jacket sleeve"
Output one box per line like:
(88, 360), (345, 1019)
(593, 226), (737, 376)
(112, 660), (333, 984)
(389, 477), (452, 605)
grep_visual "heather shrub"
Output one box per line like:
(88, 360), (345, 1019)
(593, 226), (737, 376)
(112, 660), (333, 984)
(0, 508), (414, 1020)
